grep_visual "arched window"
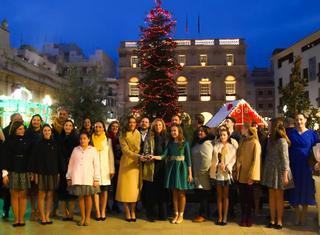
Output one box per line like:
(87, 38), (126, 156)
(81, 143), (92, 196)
(128, 77), (139, 102)
(177, 76), (188, 101)
(225, 75), (236, 101)
(199, 78), (211, 101)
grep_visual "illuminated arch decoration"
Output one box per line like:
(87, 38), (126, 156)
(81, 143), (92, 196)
(0, 87), (52, 126)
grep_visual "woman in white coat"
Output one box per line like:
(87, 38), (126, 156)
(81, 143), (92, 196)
(210, 128), (238, 225)
(91, 121), (115, 220)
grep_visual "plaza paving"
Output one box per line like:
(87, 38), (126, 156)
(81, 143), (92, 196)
(0, 201), (319, 235)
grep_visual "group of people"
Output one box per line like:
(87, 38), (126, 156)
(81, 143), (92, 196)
(0, 108), (320, 231)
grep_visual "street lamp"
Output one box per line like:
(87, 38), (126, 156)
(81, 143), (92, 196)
(283, 105), (288, 114)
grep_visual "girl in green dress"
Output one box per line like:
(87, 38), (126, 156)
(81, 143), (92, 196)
(151, 124), (193, 224)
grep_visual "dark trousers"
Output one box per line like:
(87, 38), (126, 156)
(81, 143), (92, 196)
(229, 184), (238, 215)
(195, 189), (210, 218)
(111, 165), (120, 207)
(2, 187), (10, 214)
(143, 181), (168, 220)
(239, 183), (254, 219)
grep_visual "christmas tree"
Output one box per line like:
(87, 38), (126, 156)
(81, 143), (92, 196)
(134, 0), (181, 122)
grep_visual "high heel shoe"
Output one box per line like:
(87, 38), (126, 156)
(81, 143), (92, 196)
(171, 212), (178, 224)
(175, 212), (184, 224)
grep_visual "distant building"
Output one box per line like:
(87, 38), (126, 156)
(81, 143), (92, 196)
(43, 43), (118, 120)
(0, 19), (65, 125)
(272, 30), (320, 116)
(118, 38), (248, 119)
(42, 43), (85, 63)
(246, 67), (275, 118)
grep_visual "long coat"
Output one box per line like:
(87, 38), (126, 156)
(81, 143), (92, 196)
(236, 135), (261, 184)
(210, 141), (237, 182)
(93, 138), (115, 186)
(192, 140), (213, 190)
(115, 130), (141, 202)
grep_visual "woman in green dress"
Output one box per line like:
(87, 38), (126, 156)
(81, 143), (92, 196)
(151, 124), (193, 224)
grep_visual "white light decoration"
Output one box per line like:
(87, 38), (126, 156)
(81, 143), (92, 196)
(201, 112), (213, 124)
(11, 87), (33, 101)
(226, 95), (236, 101)
(129, 97), (139, 102)
(175, 40), (191, 46)
(283, 105), (288, 113)
(200, 96), (211, 101)
(42, 95), (52, 106)
(219, 39), (240, 45)
(195, 40), (215, 46)
(178, 96), (187, 102)
(125, 42), (137, 48)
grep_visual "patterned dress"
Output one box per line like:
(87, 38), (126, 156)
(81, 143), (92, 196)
(261, 138), (294, 190)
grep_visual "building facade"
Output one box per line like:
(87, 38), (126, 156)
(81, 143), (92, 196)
(246, 67), (275, 118)
(272, 30), (320, 116)
(42, 44), (118, 121)
(0, 20), (66, 126)
(118, 38), (248, 120)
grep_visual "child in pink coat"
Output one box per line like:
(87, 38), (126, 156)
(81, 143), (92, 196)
(66, 132), (100, 226)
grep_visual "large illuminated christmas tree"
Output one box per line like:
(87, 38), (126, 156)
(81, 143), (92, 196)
(134, 0), (181, 122)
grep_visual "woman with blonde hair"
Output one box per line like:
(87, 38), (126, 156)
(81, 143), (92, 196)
(142, 118), (168, 222)
(236, 123), (261, 227)
(261, 118), (294, 229)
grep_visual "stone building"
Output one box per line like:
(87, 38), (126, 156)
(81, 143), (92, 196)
(246, 67), (275, 119)
(118, 38), (248, 120)
(272, 30), (320, 116)
(0, 19), (65, 125)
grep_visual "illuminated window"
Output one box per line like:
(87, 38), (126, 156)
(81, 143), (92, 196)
(177, 76), (187, 101)
(226, 54), (234, 66)
(200, 54), (208, 66)
(178, 55), (186, 67)
(225, 75), (236, 101)
(199, 78), (211, 101)
(128, 77), (139, 102)
(131, 56), (138, 68)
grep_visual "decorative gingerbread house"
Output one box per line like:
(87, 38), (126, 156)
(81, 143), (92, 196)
(205, 99), (268, 128)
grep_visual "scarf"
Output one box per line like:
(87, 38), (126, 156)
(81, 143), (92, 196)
(52, 118), (64, 134)
(92, 133), (107, 151)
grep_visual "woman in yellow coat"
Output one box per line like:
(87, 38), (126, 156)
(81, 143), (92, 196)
(115, 116), (142, 222)
(236, 123), (261, 227)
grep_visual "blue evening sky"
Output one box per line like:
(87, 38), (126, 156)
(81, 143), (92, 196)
(1, 0), (319, 68)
